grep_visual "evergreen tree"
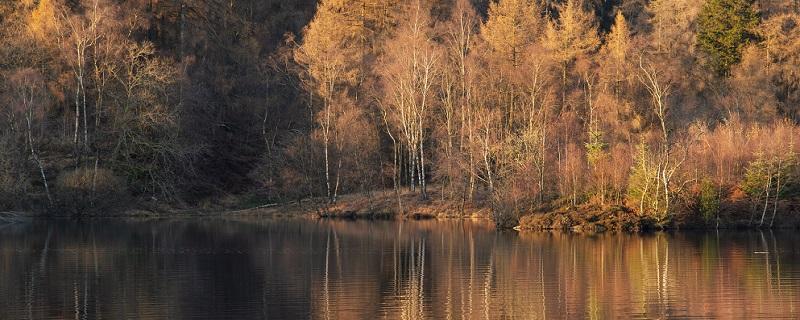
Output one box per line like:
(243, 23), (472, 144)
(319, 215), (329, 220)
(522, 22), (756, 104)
(697, 0), (759, 76)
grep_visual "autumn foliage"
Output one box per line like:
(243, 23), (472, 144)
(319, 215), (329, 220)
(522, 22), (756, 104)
(1, 0), (799, 226)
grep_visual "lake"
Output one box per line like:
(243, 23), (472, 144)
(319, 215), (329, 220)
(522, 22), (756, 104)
(1, 218), (799, 319)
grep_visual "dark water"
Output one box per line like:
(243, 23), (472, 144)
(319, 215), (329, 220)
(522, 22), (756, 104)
(1, 218), (799, 319)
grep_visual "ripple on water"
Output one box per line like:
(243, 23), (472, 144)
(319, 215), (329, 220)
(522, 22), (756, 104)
(1, 220), (799, 319)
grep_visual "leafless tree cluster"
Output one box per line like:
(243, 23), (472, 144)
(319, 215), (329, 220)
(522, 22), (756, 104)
(1, 0), (799, 224)
(289, 0), (800, 226)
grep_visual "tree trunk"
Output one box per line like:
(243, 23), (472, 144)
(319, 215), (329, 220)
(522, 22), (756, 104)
(91, 155), (99, 207)
(770, 171), (781, 227)
(333, 157), (341, 204)
(81, 76), (88, 151)
(561, 61), (567, 111)
(27, 110), (52, 207)
(323, 104), (332, 203)
(74, 86), (81, 151)
(759, 172), (772, 228)
(419, 134), (427, 199)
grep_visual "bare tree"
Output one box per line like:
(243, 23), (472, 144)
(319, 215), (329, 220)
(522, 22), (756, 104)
(380, 0), (440, 199)
(10, 69), (53, 207)
(637, 55), (685, 222)
(56, 1), (102, 158)
(295, 0), (364, 203)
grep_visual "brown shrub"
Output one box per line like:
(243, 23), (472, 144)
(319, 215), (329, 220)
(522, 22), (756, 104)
(56, 167), (128, 215)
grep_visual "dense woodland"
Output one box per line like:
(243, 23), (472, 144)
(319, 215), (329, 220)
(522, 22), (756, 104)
(1, 0), (800, 227)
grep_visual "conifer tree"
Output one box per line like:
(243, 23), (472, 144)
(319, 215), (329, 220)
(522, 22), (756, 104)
(481, 0), (541, 67)
(606, 10), (629, 67)
(544, 0), (600, 110)
(603, 10), (630, 99)
(697, 0), (759, 76)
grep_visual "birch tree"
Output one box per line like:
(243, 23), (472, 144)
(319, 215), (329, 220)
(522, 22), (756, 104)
(295, 0), (363, 203)
(439, 0), (479, 200)
(636, 56), (686, 222)
(110, 41), (184, 198)
(56, 1), (103, 158)
(9, 69), (53, 207)
(380, 0), (440, 199)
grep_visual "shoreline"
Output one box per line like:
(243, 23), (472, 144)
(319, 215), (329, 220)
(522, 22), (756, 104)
(6, 188), (799, 233)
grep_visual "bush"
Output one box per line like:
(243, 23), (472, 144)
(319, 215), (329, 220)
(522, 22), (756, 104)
(56, 167), (128, 215)
(742, 153), (800, 202)
(491, 185), (527, 229)
(697, 180), (720, 223)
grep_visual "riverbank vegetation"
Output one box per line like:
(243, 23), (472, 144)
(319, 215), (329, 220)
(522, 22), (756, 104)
(1, 0), (799, 228)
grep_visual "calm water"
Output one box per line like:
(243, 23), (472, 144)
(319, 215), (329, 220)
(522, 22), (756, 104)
(1, 218), (799, 319)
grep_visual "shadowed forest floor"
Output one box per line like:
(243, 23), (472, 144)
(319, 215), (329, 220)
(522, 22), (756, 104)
(6, 187), (799, 233)
(209, 185), (800, 232)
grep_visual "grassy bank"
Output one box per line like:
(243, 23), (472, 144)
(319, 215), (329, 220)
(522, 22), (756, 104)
(233, 187), (491, 220)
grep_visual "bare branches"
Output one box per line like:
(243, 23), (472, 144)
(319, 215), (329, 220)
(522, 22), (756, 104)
(637, 55), (673, 145)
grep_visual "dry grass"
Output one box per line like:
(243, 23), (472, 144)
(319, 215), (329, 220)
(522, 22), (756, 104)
(56, 167), (128, 214)
(244, 186), (491, 220)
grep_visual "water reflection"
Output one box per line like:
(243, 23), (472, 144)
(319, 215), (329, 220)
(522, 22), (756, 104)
(0, 218), (798, 319)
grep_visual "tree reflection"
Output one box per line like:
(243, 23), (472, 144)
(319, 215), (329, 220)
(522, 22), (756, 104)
(0, 219), (798, 319)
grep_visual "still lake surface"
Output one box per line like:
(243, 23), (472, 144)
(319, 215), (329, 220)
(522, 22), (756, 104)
(1, 217), (799, 319)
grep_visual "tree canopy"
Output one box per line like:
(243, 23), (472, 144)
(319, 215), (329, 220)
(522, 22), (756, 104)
(697, 0), (760, 75)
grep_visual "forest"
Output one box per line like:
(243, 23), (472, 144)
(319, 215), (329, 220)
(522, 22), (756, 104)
(1, 0), (799, 229)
